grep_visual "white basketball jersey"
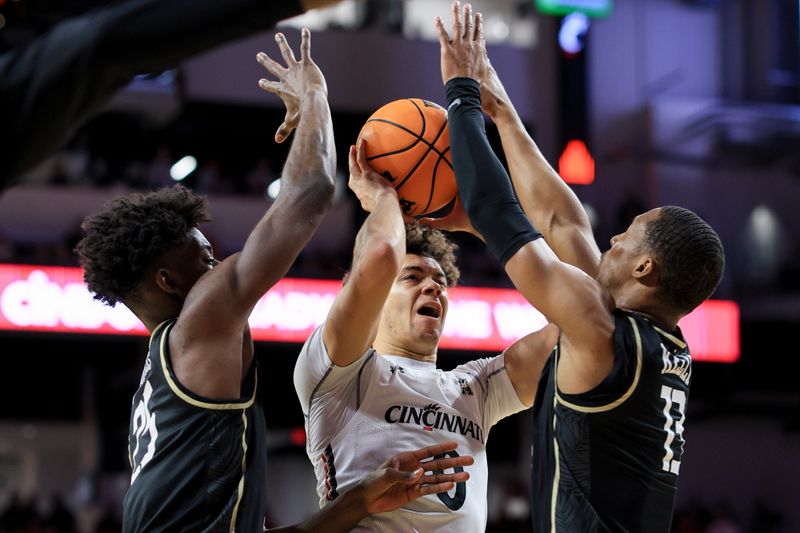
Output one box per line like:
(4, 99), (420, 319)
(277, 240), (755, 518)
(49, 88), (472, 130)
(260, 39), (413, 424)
(295, 325), (527, 532)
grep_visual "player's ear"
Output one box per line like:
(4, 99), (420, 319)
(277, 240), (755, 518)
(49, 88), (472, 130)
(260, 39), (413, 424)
(155, 268), (182, 295)
(632, 256), (658, 286)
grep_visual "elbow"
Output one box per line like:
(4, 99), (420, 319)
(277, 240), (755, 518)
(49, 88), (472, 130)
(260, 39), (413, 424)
(299, 175), (336, 216)
(365, 238), (404, 276)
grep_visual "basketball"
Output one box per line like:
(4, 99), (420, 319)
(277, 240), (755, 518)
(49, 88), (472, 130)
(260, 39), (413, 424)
(357, 98), (457, 217)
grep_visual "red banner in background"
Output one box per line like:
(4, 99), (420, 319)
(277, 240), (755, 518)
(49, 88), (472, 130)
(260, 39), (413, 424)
(0, 264), (740, 362)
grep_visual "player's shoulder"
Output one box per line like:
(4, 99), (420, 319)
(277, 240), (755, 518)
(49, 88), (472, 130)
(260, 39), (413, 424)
(449, 353), (505, 380)
(614, 309), (687, 349)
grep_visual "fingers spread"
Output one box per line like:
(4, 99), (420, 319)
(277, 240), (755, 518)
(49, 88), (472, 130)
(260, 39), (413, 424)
(275, 32), (298, 66)
(475, 12), (484, 42)
(451, 0), (463, 41)
(258, 79), (282, 95)
(300, 27), (312, 62)
(275, 123), (290, 144)
(418, 481), (455, 496)
(256, 52), (286, 78)
(411, 440), (459, 460)
(420, 471), (471, 485)
(421, 454), (475, 472)
(435, 16), (450, 47)
(463, 3), (474, 41)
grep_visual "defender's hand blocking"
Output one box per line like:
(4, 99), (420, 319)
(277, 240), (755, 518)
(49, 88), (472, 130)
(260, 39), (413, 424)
(436, 1), (485, 84)
(357, 441), (474, 515)
(256, 28), (328, 143)
(478, 58), (512, 121)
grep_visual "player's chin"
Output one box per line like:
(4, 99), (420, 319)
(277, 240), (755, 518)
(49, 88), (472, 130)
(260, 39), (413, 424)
(413, 321), (443, 342)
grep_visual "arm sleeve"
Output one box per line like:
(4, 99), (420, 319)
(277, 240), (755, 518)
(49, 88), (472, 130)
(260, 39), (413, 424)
(445, 77), (542, 264)
(0, 0), (302, 184)
(455, 354), (528, 431)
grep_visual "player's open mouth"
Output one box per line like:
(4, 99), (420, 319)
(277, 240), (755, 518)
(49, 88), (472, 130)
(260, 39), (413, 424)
(417, 304), (441, 319)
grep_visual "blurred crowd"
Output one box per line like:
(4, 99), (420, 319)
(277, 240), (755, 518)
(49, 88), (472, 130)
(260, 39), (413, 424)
(0, 492), (118, 533)
(0, 491), (789, 533)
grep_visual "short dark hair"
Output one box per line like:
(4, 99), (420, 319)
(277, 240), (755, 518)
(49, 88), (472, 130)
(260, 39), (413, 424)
(643, 206), (725, 313)
(405, 224), (460, 287)
(75, 186), (210, 306)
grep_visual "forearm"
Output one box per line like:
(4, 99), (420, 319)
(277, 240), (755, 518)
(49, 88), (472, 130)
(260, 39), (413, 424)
(492, 111), (594, 252)
(224, 91), (334, 313)
(269, 484), (368, 533)
(280, 90), (337, 211)
(445, 77), (541, 264)
(353, 190), (406, 265)
(0, 0), (303, 185)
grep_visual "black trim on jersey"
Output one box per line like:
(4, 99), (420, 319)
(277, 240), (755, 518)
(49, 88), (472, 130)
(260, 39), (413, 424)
(356, 351), (375, 409)
(148, 319), (172, 351)
(307, 365), (334, 416)
(158, 320), (257, 409)
(322, 444), (339, 502)
(556, 312), (643, 412)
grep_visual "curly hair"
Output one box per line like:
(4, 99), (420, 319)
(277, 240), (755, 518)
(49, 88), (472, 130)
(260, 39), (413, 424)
(405, 224), (460, 287)
(642, 206), (725, 313)
(74, 186), (210, 306)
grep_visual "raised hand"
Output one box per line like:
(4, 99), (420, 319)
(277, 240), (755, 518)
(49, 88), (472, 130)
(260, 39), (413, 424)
(436, 1), (485, 84)
(357, 440), (474, 515)
(347, 139), (400, 214)
(478, 55), (513, 120)
(256, 28), (328, 143)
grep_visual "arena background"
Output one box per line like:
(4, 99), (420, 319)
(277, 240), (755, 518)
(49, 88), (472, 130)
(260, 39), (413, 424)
(0, 1), (799, 531)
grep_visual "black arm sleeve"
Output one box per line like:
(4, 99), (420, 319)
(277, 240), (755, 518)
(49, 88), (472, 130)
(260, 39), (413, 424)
(445, 77), (542, 264)
(0, 0), (302, 186)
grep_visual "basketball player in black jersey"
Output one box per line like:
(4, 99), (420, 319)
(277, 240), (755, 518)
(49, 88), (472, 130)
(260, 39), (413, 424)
(431, 3), (726, 531)
(75, 30), (472, 532)
(0, 0), (344, 187)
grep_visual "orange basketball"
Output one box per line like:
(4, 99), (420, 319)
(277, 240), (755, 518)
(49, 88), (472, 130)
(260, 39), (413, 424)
(357, 98), (457, 217)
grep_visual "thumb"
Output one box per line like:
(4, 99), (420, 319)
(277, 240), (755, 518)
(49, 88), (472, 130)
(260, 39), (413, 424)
(275, 123), (290, 144)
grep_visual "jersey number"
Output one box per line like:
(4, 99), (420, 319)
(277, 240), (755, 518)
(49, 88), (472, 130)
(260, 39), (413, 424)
(659, 385), (686, 474)
(433, 450), (466, 511)
(130, 380), (159, 484)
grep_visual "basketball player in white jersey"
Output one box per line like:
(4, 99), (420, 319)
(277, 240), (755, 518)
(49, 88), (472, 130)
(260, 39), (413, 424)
(294, 140), (559, 532)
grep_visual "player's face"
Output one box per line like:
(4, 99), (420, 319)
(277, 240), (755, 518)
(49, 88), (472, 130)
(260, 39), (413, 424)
(159, 228), (218, 299)
(597, 208), (661, 291)
(381, 254), (449, 351)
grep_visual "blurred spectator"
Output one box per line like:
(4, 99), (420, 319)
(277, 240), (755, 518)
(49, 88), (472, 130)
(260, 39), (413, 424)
(145, 145), (173, 190)
(195, 160), (233, 195)
(749, 500), (783, 533)
(706, 502), (742, 533)
(244, 158), (274, 198)
(612, 189), (647, 237)
(41, 494), (75, 533)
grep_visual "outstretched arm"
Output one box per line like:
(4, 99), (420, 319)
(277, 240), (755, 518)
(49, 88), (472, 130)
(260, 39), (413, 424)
(174, 29), (336, 399)
(479, 62), (601, 276)
(0, 0), (343, 185)
(269, 441), (474, 533)
(322, 140), (406, 367)
(438, 2), (615, 392)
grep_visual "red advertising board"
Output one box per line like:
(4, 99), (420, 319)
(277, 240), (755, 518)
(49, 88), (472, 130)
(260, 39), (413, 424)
(0, 264), (739, 362)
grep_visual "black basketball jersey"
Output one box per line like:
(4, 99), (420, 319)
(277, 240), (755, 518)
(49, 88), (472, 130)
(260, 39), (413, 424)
(531, 309), (691, 533)
(122, 320), (267, 533)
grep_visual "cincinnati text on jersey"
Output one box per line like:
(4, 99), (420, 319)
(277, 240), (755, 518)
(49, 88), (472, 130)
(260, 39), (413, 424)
(384, 402), (485, 443)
